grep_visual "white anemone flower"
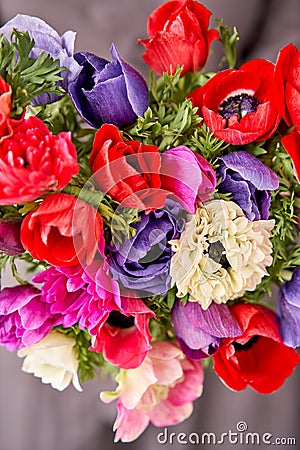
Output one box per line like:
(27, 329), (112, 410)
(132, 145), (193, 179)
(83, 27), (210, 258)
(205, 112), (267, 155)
(17, 330), (82, 392)
(169, 200), (274, 309)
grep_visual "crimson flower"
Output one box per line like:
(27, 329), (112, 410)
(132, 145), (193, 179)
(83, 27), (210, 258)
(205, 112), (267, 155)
(273, 44), (300, 132)
(273, 44), (300, 181)
(138, 0), (218, 76)
(282, 128), (300, 181)
(89, 124), (167, 212)
(90, 295), (155, 369)
(0, 116), (79, 205)
(189, 59), (280, 145)
(0, 77), (23, 143)
(21, 193), (103, 266)
(212, 303), (300, 394)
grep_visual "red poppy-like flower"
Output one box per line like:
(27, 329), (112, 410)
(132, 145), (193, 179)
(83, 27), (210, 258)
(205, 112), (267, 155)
(273, 44), (300, 132)
(189, 59), (280, 145)
(21, 193), (103, 266)
(89, 124), (167, 212)
(138, 0), (218, 76)
(0, 77), (23, 143)
(212, 303), (300, 394)
(90, 295), (155, 369)
(0, 116), (79, 205)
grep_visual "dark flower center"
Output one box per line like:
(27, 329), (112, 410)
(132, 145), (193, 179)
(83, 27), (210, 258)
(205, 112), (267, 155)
(208, 241), (230, 269)
(106, 311), (135, 329)
(218, 93), (259, 121)
(233, 335), (260, 351)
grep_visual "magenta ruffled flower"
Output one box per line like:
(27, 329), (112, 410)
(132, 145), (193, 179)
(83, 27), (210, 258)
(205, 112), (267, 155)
(0, 218), (24, 255)
(34, 258), (154, 368)
(172, 300), (242, 359)
(160, 146), (216, 213)
(0, 285), (58, 350)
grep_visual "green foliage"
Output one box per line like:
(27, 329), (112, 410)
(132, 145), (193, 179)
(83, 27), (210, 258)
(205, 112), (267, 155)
(189, 123), (229, 164)
(55, 326), (105, 383)
(0, 251), (49, 284)
(127, 67), (203, 150)
(0, 30), (64, 116)
(215, 18), (239, 69)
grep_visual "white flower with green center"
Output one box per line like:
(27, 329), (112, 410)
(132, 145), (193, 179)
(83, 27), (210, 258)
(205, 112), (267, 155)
(169, 200), (275, 309)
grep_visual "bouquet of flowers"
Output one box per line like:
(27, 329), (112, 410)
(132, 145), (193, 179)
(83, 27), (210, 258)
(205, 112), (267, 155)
(0, 0), (299, 443)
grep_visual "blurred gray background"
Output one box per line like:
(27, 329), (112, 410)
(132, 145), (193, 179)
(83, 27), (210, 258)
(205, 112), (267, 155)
(0, 1), (300, 449)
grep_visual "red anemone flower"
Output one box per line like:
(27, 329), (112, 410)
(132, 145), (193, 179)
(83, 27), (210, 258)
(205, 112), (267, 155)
(90, 295), (155, 369)
(273, 43), (300, 132)
(138, 0), (218, 76)
(213, 302), (300, 394)
(21, 193), (103, 267)
(189, 59), (280, 145)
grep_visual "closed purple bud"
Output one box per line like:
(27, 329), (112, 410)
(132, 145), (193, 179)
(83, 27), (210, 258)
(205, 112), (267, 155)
(68, 44), (149, 128)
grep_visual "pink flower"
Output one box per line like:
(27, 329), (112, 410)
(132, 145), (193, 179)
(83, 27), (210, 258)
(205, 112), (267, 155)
(100, 341), (204, 442)
(0, 116), (79, 205)
(160, 146), (216, 212)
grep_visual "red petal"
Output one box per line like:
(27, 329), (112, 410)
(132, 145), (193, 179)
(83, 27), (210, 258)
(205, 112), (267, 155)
(282, 128), (300, 181)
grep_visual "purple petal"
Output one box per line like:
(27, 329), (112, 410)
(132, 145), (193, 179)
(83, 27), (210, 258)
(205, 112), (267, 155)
(172, 301), (242, 357)
(0, 285), (40, 315)
(278, 267), (300, 347)
(110, 43), (149, 117)
(84, 74), (137, 127)
(219, 151), (279, 190)
(19, 297), (51, 329)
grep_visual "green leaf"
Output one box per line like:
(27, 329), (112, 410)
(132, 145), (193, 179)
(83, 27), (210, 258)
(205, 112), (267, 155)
(0, 30), (65, 116)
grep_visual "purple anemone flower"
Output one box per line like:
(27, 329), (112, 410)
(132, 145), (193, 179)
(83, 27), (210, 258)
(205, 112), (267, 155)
(108, 199), (187, 295)
(68, 44), (149, 128)
(171, 300), (242, 359)
(0, 14), (81, 105)
(0, 218), (24, 256)
(278, 267), (300, 348)
(217, 151), (279, 220)
(0, 285), (58, 350)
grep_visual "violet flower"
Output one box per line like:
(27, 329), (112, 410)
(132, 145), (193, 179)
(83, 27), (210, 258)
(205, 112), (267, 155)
(217, 151), (279, 220)
(0, 14), (81, 105)
(0, 218), (24, 255)
(171, 300), (242, 359)
(68, 44), (149, 128)
(278, 267), (300, 348)
(160, 146), (217, 213)
(108, 199), (186, 295)
(0, 285), (58, 350)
